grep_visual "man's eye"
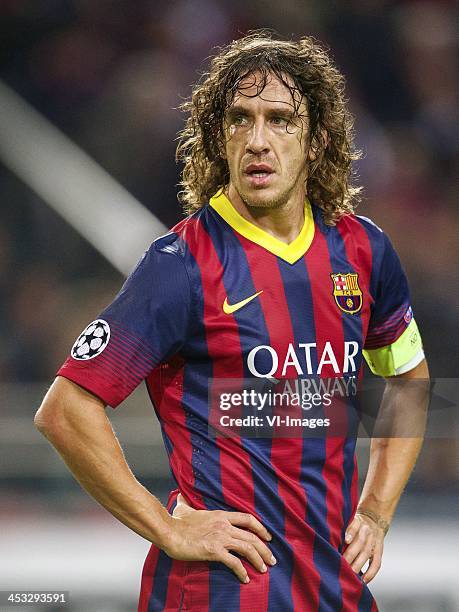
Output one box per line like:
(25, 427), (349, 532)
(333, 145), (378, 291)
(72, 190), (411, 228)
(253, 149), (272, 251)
(233, 115), (247, 125)
(271, 116), (288, 126)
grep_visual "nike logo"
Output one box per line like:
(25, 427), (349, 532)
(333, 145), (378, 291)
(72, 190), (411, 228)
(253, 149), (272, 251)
(223, 290), (263, 314)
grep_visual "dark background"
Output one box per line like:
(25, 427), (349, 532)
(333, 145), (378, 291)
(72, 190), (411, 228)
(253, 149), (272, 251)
(0, 1), (458, 611)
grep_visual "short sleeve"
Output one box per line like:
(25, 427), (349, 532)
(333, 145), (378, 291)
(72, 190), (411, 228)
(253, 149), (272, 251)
(363, 233), (424, 376)
(57, 239), (191, 407)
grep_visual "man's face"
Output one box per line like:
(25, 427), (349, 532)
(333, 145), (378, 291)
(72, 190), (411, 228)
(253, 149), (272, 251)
(224, 71), (310, 209)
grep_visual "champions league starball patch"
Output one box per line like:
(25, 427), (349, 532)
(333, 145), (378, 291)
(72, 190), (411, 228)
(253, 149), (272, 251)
(71, 319), (110, 360)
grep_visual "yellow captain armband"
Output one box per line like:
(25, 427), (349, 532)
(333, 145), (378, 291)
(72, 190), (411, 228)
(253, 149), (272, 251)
(363, 318), (425, 377)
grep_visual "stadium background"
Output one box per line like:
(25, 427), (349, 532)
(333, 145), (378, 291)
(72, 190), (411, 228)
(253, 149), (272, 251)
(0, 1), (458, 611)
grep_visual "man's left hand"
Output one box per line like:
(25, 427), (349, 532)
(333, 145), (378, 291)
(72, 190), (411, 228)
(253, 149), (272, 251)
(343, 513), (385, 583)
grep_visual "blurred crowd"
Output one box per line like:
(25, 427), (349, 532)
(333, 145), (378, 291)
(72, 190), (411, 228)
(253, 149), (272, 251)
(0, 0), (458, 383)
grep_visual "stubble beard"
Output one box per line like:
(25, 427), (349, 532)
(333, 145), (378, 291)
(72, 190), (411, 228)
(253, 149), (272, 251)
(240, 188), (292, 210)
(236, 173), (307, 212)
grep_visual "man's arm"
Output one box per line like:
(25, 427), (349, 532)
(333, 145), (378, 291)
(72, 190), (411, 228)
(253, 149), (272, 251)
(343, 358), (430, 583)
(34, 376), (276, 584)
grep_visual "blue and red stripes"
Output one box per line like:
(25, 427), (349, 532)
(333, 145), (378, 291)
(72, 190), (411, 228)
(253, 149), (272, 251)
(235, 232), (319, 611)
(333, 216), (378, 610)
(138, 490), (183, 612)
(305, 223), (348, 609)
(123, 205), (380, 611)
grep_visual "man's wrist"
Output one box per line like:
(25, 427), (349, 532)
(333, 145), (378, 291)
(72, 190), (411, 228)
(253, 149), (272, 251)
(141, 502), (175, 552)
(355, 507), (390, 536)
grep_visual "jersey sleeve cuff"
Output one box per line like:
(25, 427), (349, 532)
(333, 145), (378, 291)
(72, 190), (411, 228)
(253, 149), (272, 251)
(363, 318), (424, 377)
(57, 361), (127, 408)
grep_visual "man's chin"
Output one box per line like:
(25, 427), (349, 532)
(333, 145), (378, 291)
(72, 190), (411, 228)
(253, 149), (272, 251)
(241, 190), (284, 209)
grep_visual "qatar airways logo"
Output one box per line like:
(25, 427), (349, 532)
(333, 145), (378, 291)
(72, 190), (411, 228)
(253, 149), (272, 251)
(247, 341), (359, 378)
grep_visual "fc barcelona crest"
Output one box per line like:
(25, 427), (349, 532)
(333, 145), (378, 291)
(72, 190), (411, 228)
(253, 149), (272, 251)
(330, 273), (362, 315)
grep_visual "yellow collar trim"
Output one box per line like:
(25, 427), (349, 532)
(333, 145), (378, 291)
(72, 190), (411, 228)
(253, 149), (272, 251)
(209, 190), (315, 264)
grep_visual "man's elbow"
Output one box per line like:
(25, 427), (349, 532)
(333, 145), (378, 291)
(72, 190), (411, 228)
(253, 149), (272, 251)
(34, 377), (72, 441)
(34, 406), (46, 434)
(34, 376), (107, 442)
(34, 395), (61, 440)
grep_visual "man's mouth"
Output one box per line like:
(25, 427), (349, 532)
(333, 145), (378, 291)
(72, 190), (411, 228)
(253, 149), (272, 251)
(244, 164), (275, 186)
(245, 163), (274, 177)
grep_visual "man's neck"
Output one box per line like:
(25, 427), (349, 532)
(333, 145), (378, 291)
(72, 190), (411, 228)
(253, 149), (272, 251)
(226, 185), (307, 245)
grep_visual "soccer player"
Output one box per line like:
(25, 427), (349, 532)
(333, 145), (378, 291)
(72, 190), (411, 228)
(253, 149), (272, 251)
(35, 32), (428, 611)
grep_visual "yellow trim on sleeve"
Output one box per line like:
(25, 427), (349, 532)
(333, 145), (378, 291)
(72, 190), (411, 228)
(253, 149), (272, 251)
(209, 190), (315, 264)
(363, 318), (424, 377)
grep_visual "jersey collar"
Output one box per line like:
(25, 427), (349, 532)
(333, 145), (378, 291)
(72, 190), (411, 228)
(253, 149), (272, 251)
(209, 190), (315, 264)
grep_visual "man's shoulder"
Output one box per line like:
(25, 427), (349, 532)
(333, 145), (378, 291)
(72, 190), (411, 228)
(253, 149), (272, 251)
(336, 212), (386, 246)
(152, 207), (208, 258)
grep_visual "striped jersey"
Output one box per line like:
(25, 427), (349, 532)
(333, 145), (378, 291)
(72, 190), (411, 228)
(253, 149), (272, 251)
(58, 190), (424, 612)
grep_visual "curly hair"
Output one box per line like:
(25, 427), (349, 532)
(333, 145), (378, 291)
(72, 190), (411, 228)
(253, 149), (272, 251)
(176, 30), (362, 225)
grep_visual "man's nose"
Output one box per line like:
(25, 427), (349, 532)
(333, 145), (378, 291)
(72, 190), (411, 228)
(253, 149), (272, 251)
(246, 119), (270, 155)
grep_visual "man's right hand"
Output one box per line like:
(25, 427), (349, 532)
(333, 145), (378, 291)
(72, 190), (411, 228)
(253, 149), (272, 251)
(163, 493), (276, 583)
